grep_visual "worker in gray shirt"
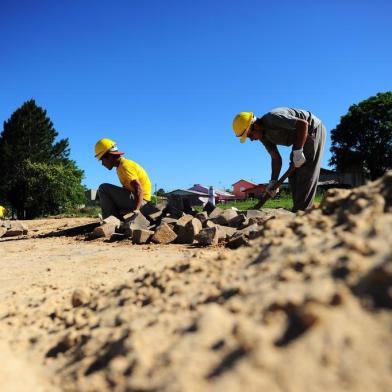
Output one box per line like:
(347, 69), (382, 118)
(232, 108), (326, 212)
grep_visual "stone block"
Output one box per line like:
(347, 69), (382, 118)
(212, 209), (238, 226)
(161, 217), (178, 227)
(196, 227), (220, 246)
(121, 211), (150, 237)
(132, 229), (154, 244)
(237, 223), (259, 236)
(174, 214), (194, 233)
(109, 233), (126, 242)
(208, 207), (225, 219)
(195, 211), (208, 225)
(3, 221), (28, 237)
(205, 220), (216, 228)
(215, 225), (237, 241)
(123, 211), (150, 228)
(91, 223), (116, 239)
(140, 203), (166, 222)
(226, 234), (249, 249)
(177, 218), (202, 244)
(103, 215), (121, 228)
(229, 213), (247, 228)
(246, 210), (267, 219)
(196, 225), (237, 246)
(152, 223), (177, 244)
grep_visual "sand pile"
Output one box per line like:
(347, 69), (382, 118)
(1, 172), (391, 391)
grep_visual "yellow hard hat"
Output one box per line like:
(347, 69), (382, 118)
(0, 205), (5, 218)
(232, 112), (254, 143)
(94, 138), (124, 160)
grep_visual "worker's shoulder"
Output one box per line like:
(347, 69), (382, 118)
(119, 157), (139, 167)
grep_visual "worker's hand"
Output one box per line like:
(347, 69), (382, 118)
(292, 149), (306, 168)
(266, 180), (279, 197)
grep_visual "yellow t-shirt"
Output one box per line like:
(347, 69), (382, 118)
(0, 205), (5, 218)
(116, 157), (152, 201)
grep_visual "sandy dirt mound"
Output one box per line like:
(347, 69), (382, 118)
(1, 173), (392, 391)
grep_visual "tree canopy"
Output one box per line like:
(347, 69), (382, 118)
(0, 99), (85, 218)
(329, 92), (392, 180)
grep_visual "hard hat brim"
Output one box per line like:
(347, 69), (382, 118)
(95, 150), (124, 160)
(239, 133), (248, 143)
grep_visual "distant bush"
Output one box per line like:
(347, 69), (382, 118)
(16, 160), (86, 218)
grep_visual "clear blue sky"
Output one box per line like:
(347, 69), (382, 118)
(1, 0), (391, 192)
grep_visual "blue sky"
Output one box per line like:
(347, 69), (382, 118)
(1, 0), (391, 192)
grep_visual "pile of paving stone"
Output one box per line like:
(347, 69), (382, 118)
(90, 202), (293, 248)
(0, 220), (28, 238)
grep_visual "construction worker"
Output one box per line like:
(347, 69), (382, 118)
(0, 205), (5, 219)
(232, 108), (326, 212)
(94, 138), (152, 219)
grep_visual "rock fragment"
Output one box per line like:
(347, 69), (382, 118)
(211, 209), (238, 226)
(132, 229), (154, 244)
(102, 215), (121, 228)
(152, 223), (177, 244)
(177, 218), (202, 244)
(71, 289), (91, 307)
(91, 223), (116, 239)
(3, 221), (28, 237)
(196, 227), (220, 246)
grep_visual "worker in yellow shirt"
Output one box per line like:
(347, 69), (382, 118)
(94, 138), (152, 219)
(0, 205), (5, 219)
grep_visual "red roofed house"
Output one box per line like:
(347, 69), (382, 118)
(232, 179), (257, 200)
(243, 184), (267, 199)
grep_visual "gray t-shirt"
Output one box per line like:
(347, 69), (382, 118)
(260, 107), (321, 146)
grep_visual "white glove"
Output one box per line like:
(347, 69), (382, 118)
(292, 148), (306, 168)
(266, 180), (279, 197)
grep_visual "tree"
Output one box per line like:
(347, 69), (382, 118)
(329, 92), (392, 180)
(0, 99), (85, 218)
(156, 188), (166, 196)
(13, 160), (86, 219)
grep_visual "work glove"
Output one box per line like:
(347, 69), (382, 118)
(266, 180), (279, 197)
(292, 148), (306, 168)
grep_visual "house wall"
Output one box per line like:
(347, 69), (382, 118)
(232, 180), (256, 200)
(319, 170), (365, 187)
(244, 185), (267, 199)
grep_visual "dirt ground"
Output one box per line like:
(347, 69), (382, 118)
(1, 173), (392, 391)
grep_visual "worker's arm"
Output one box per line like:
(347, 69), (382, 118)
(294, 119), (308, 150)
(262, 141), (282, 180)
(130, 179), (144, 211)
(292, 119), (308, 167)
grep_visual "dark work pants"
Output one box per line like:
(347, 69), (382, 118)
(97, 183), (137, 219)
(289, 123), (326, 212)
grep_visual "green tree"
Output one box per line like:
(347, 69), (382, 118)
(0, 99), (85, 218)
(15, 160), (86, 218)
(329, 92), (392, 180)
